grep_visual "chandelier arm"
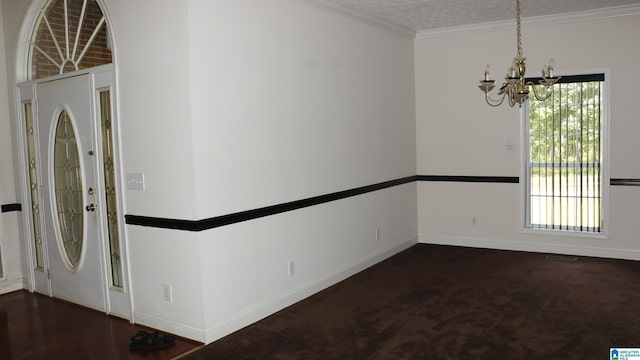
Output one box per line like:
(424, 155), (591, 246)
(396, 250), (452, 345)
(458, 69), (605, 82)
(484, 91), (508, 107)
(508, 91), (517, 107)
(527, 82), (554, 101)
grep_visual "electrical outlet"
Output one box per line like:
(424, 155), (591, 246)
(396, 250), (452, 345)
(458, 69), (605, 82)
(471, 217), (478, 226)
(163, 283), (173, 302)
(375, 228), (380, 241)
(288, 260), (296, 276)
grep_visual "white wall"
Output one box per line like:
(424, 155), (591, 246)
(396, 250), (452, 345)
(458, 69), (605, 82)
(188, 0), (416, 217)
(106, 0), (206, 339)
(186, 0), (417, 342)
(416, 14), (640, 259)
(0, 0), (25, 294)
(108, 0), (198, 220)
(199, 183), (417, 342)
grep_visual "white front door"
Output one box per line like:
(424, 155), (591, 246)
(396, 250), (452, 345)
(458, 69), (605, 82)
(36, 74), (107, 312)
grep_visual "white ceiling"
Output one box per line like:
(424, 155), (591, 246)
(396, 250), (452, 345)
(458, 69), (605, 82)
(305, 0), (640, 33)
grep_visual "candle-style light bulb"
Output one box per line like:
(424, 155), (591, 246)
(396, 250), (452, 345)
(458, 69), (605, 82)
(485, 64), (491, 81)
(548, 58), (555, 77)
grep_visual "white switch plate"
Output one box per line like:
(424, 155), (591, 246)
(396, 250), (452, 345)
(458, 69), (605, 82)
(163, 283), (173, 302)
(288, 260), (295, 276)
(126, 173), (145, 190)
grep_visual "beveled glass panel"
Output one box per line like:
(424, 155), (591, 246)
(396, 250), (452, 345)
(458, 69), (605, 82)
(53, 110), (84, 269)
(99, 90), (122, 288)
(24, 102), (45, 269)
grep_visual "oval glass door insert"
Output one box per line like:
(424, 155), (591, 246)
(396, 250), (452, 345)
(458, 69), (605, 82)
(53, 110), (84, 269)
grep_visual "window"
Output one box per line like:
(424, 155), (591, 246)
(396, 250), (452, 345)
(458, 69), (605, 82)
(98, 90), (123, 288)
(525, 74), (605, 233)
(30, 0), (112, 80)
(23, 101), (45, 269)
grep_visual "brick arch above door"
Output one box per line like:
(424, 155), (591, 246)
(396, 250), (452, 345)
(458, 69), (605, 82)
(15, 0), (114, 82)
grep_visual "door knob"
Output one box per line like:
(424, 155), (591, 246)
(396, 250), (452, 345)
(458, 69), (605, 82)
(85, 204), (96, 212)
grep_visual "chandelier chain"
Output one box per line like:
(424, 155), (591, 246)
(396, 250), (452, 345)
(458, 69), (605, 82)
(516, 0), (523, 58)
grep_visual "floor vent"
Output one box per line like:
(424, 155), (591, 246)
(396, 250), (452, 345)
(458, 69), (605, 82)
(545, 254), (579, 262)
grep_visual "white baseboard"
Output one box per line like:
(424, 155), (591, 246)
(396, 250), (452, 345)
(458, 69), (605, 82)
(419, 234), (640, 261)
(133, 311), (206, 342)
(0, 278), (26, 295)
(203, 237), (418, 344)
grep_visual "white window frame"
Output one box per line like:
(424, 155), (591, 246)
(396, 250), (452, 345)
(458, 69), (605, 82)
(521, 70), (610, 239)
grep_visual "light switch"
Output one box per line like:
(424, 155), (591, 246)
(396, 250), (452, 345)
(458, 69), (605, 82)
(126, 173), (145, 190)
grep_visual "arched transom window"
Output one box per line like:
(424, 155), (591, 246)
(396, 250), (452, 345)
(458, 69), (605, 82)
(30, 0), (112, 80)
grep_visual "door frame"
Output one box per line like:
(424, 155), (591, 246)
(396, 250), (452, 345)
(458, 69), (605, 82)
(15, 64), (132, 320)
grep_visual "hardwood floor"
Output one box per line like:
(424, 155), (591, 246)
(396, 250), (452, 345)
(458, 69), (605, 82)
(0, 290), (203, 360)
(184, 244), (640, 359)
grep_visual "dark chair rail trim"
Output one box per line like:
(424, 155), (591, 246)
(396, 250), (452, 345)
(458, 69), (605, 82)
(1, 203), (22, 213)
(417, 175), (519, 183)
(611, 178), (640, 186)
(125, 176), (416, 231)
(124, 175), (519, 231)
(8, 176), (637, 231)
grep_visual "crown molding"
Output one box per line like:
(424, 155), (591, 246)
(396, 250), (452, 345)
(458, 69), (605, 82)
(415, 3), (640, 39)
(297, 1), (640, 40)
(297, 0), (416, 39)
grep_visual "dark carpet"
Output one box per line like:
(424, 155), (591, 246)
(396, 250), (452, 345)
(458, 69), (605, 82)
(185, 244), (640, 359)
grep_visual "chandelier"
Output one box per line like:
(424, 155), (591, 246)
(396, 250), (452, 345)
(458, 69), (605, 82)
(478, 0), (560, 107)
